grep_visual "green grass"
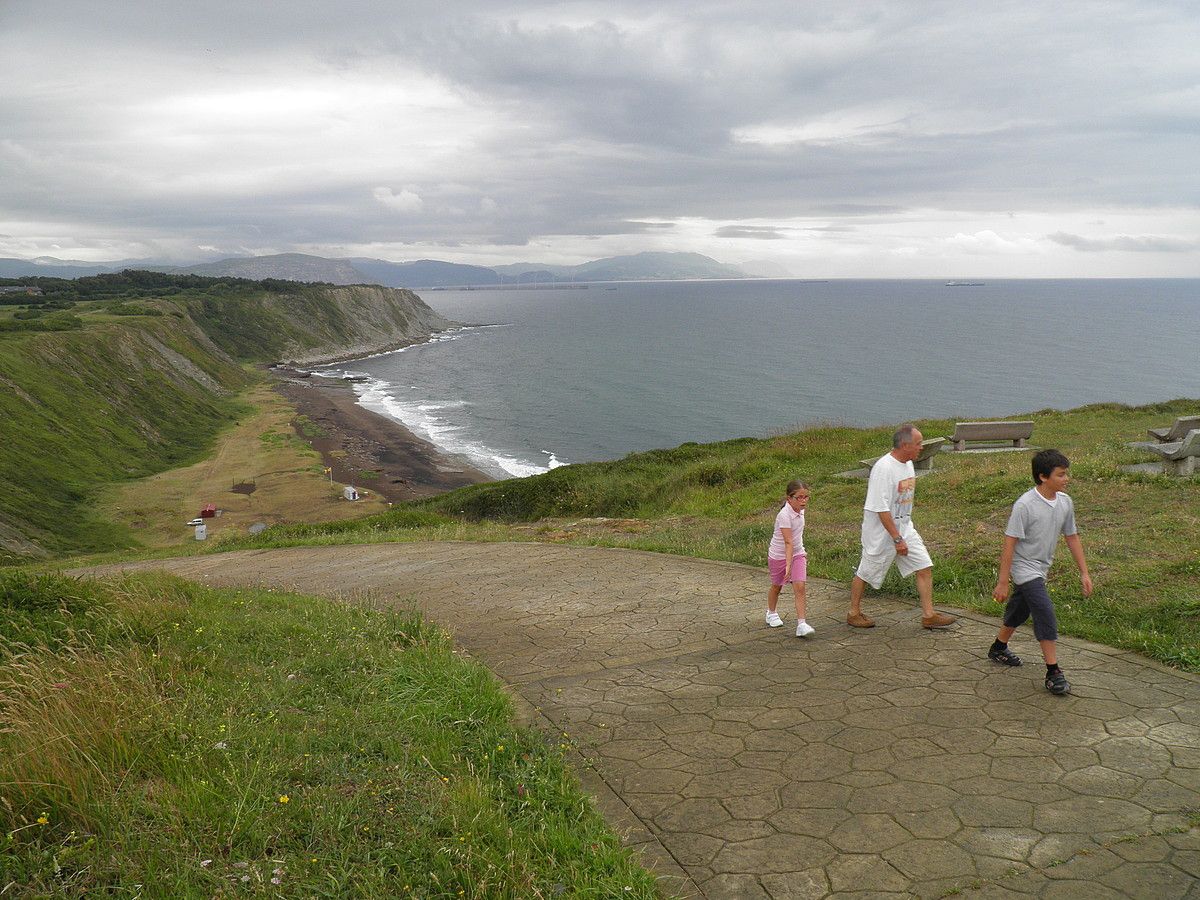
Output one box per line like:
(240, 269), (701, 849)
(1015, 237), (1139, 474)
(0, 570), (661, 897)
(293, 414), (331, 439)
(220, 400), (1200, 671)
(0, 318), (252, 562)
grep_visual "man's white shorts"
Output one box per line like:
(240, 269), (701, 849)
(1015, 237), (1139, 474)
(855, 529), (933, 589)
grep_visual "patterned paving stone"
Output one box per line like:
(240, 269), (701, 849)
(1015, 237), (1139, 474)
(88, 542), (1200, 899)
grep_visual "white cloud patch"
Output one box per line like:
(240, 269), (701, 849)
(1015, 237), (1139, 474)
(732, 107), (908, 147)
(373, 187), (424, 213)
(944, 231), (1046, 255)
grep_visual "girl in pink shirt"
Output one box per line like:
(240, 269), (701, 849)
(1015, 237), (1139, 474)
(766, 480), (815, 637)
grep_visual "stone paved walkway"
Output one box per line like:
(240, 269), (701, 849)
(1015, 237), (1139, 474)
(93, 543), (1200, 899)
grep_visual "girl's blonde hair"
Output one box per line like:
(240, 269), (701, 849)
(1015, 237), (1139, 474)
(786, 480), (809, 498)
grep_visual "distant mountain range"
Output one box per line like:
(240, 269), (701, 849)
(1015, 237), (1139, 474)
(0, 256), (149, 280)
(0, 251), (778, 288)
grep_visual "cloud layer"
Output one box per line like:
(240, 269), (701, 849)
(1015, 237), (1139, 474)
(1, 1), (1197, 275)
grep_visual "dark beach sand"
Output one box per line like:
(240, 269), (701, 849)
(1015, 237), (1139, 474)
(272, 372), (492, 503)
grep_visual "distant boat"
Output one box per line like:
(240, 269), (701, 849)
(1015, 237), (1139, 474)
(945, 281), (985, 286)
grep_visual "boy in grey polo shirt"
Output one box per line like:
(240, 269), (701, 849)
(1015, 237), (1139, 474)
(988, 449), (1094, 695)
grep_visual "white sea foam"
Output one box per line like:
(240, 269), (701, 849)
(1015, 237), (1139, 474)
(312, 323), (559, 478)
(351, 376), (566, 479)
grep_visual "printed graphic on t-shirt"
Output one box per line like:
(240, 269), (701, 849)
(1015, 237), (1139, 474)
(894, 476), (915, 523)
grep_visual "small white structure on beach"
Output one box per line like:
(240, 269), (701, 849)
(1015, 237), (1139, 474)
(343, 485), (360, 501)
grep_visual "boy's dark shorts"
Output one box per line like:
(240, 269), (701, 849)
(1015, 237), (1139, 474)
(1003, 577), (1058, 641)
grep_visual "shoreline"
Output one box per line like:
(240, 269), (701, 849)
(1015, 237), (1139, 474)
(278, 329), (457, 368)
(272, 370), (492, 503)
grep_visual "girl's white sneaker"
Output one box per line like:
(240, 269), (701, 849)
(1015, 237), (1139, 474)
(765, 611), (784, 628)
(795, 622), (816, 638)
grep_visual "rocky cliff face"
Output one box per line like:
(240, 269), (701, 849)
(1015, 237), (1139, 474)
(278, 285), (452, 365)
(179, 283), (453, 366)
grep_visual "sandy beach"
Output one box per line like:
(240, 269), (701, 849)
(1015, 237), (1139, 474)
(272, 371), (492, 502)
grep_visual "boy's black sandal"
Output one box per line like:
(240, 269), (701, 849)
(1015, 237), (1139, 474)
(988, 646), (1022, 667)
(1045, 669), (1071, 695)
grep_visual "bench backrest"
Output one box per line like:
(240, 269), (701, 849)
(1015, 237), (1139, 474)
(951, 421), (1034, 441)
(861, 437), (946, 469)
(1165, 416), (1200, 441)
(1168, 429), (1200, 460)
(916, 436), (946, 459)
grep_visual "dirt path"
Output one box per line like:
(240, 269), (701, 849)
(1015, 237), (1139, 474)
(86, 543), (1200, 899)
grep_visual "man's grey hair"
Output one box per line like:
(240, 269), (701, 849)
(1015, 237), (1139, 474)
(893, 423), (919, 449)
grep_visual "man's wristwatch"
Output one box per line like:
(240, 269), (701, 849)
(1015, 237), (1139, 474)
(892, 536), (904, 544)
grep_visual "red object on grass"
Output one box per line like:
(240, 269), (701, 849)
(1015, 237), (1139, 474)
(200, 504), (217, 518)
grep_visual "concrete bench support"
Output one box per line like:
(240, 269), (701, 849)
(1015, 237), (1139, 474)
(949, 421), (1034, 451)
(1145, 428), (1200, 475)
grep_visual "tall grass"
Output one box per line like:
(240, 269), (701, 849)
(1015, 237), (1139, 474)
(0, 572), (661, 897)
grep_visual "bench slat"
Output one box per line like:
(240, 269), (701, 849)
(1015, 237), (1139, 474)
(949, 421), (1034, 451)
(951, 421), (1034, 440)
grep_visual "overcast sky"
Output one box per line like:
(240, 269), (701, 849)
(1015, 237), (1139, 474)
(2, 1), (1198, 276)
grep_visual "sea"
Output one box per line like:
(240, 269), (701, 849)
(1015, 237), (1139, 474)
(314, 279), (1200, 479)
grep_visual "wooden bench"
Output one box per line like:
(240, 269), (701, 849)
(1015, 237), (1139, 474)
(861, 437), (946, 472)
(1147, 415), (1200, 443)
(948, 421), (1033, 451)
(1144, 428), (1200, 475)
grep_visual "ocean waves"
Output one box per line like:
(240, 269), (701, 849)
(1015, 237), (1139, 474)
(317, 326), (567, 479)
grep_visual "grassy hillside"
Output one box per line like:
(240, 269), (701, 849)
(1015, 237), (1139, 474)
(0, 316), (251, 562)
(0, 271), (451, 561)
(223, 399), (1200, 670)
(99, 384), (391, 549)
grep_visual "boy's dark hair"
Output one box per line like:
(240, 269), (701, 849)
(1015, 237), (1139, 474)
(1032, 449), (1070, 484)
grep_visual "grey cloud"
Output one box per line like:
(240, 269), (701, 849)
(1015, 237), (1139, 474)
(1, 1), (1198, 269)
(1047, 232), (1200, 253)
(586, 221), (677, 235)
(714, 226), (787, 239)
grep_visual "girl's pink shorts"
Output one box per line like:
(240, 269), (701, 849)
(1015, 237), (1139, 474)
(768, 554), (807, 586)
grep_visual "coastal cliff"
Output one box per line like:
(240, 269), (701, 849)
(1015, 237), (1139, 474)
(279, 285), (452, 365)
(0, 273), (452, 560)
(178, 282), (452, 365)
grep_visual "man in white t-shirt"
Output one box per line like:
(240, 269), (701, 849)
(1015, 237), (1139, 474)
(847, 424), (957, 630)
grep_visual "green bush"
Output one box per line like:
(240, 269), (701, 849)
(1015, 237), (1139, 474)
(0, 314), (83, 333)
